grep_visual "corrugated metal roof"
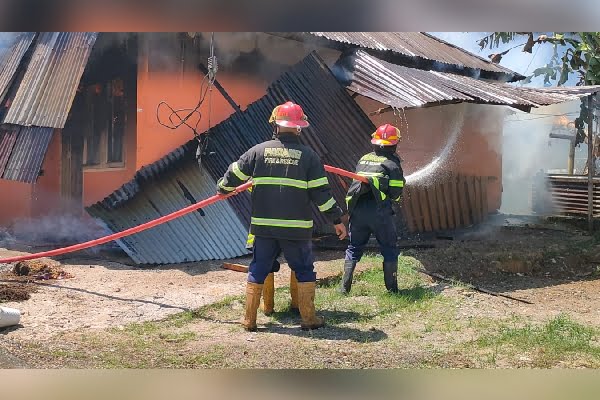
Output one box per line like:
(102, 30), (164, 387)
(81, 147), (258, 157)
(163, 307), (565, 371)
(336, 50), (600, 110)
(0, 125), (54, 183)
(0, 33), (36, 103)
(3, 32), (98, 128)
(0, 128), (18, 176)
(87, 164), (250, 264)
(269, 32), (520, 80)
(87, 52), (375, 264)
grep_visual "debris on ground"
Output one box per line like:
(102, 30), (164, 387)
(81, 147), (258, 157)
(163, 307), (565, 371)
(11, 260), (74, 280)
(0, 283), (35, 302)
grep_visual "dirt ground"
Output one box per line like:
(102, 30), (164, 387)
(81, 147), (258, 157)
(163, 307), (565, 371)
(0, 249), (351, 341)
(1, 217), (600, 368)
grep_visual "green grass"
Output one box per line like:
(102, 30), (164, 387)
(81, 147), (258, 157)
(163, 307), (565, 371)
(267, 254), (441, 326)
(24, 255), (600, 369)
(474, 315), (600, 367)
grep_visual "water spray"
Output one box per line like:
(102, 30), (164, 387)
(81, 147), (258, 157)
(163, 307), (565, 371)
(405, 105), (466, 185)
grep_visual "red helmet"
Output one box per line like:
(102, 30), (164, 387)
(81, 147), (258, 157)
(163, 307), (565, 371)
(268, 101), (310, 129)
(371, 124), (400, 146)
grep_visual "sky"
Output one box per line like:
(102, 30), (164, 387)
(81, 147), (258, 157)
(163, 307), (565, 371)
(430, 32), (580, 87)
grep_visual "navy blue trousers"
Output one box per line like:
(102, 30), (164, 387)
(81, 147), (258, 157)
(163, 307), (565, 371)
(248, 237), (316, 283)
(345, 198), (399, 262)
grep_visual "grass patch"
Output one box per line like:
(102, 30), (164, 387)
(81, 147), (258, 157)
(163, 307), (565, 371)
(475, 315), (600, 367)
(21, 256), (460, 368)
(273, 255), (441, 326)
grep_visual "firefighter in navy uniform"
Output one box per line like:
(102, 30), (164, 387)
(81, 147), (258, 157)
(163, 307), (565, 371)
(341, 124), (405, 294)
(246, 110), (300, 317)
(245, 231), (299, 316)
(217, 101), (346, 331)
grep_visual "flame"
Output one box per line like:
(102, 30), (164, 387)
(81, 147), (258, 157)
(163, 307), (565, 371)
(554, 115), (570, 127)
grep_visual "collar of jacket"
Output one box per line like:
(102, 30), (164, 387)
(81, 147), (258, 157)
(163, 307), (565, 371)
(374, 147), (402, 163)
(277, 134), (301, 144)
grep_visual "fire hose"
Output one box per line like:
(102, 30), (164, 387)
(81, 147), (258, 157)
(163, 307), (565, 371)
(0, 166), (368, 264)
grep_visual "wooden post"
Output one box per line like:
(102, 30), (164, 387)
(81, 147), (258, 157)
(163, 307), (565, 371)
(568, 137), (576, 175)
(588, 95), (595, 232)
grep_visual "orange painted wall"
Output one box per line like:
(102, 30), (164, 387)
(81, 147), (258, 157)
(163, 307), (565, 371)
(0, 129), (62, 227)
(136, 70), (268, 169)
(0, 180), (32, 228)
(135, 34), (270, 170)
(355, 98), (504, 212)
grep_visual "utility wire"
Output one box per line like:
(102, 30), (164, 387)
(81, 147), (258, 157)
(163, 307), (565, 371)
(156, 33), (217, 140)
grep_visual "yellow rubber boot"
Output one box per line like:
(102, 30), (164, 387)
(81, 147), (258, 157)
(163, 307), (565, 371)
(289, 272), (299, 314)
(261, 273), (275, 316)
(242, 282), (263, 332)
(297, 281), (325, 331)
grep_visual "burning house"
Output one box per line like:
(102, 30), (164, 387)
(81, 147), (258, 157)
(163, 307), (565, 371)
(0, 32), (599, 263)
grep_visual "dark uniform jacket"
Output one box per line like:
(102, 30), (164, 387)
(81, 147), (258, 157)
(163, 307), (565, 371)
(345, 149), (405, 215)
(217, 134), (343, 240)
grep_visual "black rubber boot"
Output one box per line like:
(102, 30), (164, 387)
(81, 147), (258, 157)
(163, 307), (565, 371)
(340, 259), (358, 294)
(383, 261), (399, 293)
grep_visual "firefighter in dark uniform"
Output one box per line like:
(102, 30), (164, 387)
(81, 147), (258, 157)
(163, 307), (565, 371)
(245, 111), (301, 317)
(218, 101), (346, 331)
(245, 231), (299, 315)
(341, 124), (405, 294)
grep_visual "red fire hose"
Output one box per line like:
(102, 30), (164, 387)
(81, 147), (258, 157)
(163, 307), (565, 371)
(0, 166), (367, 264)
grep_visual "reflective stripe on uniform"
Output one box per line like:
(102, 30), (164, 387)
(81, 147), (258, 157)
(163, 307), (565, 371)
(345, 196), (352, 206)
(253, 177), (308, 189)
(371, 177), (387, 200)
(251, 217), (313, 229)
(246, 232), (255, 248)
(218, 180), (236, 192)
(389, 180), (405, 187)
(357, 171), (384, 177)
(232, 162), (250, 181)
(318, 197), (336, 212)
(307, 176), (328, 188)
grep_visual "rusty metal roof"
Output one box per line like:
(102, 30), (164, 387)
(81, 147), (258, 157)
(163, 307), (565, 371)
(0, 33), (35, 103)
(3, 32), (97, 128)
(269, 32), (521, 81)
(87, 52), (374, 264)
(0, 125), (54, 183)
(87, 164), (251, 264)
(335, 50), (600, 111)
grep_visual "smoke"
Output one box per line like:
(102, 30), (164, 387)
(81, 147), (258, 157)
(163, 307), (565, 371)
(0, 227), (16, 249)
(405, 103), (466, 186)
(88, 32), (138, 66)
(139, 32), (297, 85)
(500, 100), (583, 215)
(9, 214), (112, 251)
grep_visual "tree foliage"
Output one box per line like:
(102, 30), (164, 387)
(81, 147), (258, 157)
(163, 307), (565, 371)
(479, 32), (600, 145)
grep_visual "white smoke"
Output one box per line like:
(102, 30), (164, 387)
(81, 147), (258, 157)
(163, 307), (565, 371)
(9, 214), (111, 250)
(500, 100), (584, 215)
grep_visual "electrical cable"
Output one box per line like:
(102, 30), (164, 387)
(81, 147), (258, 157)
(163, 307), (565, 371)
(156, 32), (217, 140)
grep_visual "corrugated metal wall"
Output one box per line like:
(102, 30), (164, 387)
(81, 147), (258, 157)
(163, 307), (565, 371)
(0, 33), (36, 103)
(87, 164), (250, 264)
(87, 52), (376, 264)
(1, 126), (54, 183)
(0, 125), (54, 183)
(3, 32), (98, 128)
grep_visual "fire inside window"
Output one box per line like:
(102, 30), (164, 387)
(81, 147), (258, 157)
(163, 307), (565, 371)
(83, 79), (126, 168)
